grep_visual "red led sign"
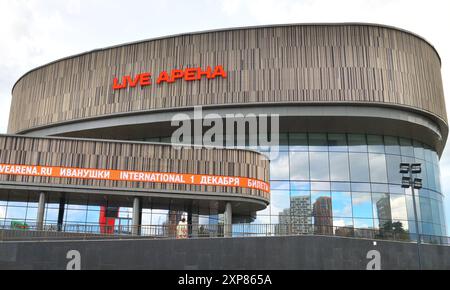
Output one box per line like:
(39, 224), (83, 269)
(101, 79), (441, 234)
(113, 65), (227, 90)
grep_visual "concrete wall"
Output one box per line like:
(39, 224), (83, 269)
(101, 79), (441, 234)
(0, 235), (449, 270)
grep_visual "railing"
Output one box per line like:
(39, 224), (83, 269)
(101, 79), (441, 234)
(0, 223), (449, 246)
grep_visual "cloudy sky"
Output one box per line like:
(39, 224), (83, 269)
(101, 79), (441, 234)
(0, 0), (449, 231)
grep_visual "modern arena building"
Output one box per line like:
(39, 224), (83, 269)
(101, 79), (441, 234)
(0, 23), (448, 248)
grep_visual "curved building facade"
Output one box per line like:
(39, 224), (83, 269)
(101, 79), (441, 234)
(1, 23), (447, 237)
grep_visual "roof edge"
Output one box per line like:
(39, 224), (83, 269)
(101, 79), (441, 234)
(10, 22), (442, 94)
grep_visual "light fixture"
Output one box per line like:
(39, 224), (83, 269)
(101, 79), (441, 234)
(411, 163), (422, 174)
(401, 176), (411, 188)
(413, 178), (423, 189)
(400, 163), (410, 174)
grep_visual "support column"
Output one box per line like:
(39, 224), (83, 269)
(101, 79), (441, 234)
(187, 211), (193, 238)
(131, 197), (142, 236)
(36, 192), (46, 231)
(224, 202), (232, 238)
(57, 195), (66, 232)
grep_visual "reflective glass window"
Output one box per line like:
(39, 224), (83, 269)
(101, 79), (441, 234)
(309, 152), (330, 181)
(271, 190), (290, 221)
(278, 133), (289, 152)
(331, 182), (351, 191)
(329, 152), (350, 181)
(45, 208), (59, 222)
(399, 138), (414, 157)
(372, 193), (392, 226)
(384, 136), (400, 155)
(311, 192), (332, 217)
(368, 153), (388, 183)
(86, 210), (100, 224)
(353, 218), (374, 229)
(422, 222), (434, 235)
(424, 146), (433, 163)
(328, 134), (347, 152)
(289, 133), (308, 151)
(311, 182), (330, 191)
(348, 134), (367, 152)
(386, 154), (402, 184)
(367, 135), (384, 153)
(430, 198), (441, 225)
(308, 133), (328, 151)
(332, 191), (352, 217)
(289, 191), (312, 221)
(349, 153), (370, 182)
(67, 204), (87, 211)
(390, 194), (408, 220)
(371, 183), (389, 192)
(391, 220), (409, 232)
(351, 183), (371, 192)
(434, 164), (441, 192)
(7, 201), (28, 207)
(418, 160), (429, 189)
(0, 206), (6, 220)
(289, 152), (309, 180)
(352, 192), (373, 218)
(271, 181), (290, 190)
(290, 182), (310, 191)
(6, 207), (27, 220)
(405, 194), (418, 224)
(270, 152), (290, 180)
(25, 208), (38, 221)
(45, 202), (60, 209)
(426, 162), (436, 191)
(65, 210), (87, 223)
(439, 201), (446, 228)
(141, 212), (152, 225)
(333, 217), (353, 228)
(413, 140), (425, 160)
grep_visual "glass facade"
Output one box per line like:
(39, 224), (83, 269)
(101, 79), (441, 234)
(0, 133), (446, 238)
(259, 133), (446, 237)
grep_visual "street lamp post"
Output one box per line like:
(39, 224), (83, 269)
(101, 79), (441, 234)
(400, 162), (422, 270)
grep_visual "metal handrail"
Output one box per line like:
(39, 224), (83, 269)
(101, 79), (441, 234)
(0, 223), (449, 245)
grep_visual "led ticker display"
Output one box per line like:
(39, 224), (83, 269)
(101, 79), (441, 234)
(0, 163), (269, 193)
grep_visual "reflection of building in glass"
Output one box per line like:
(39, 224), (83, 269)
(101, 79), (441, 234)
(276, 209), (291, 235)
(277, 196), (312, 235)
(376, 197), (392, 228)
(335, 226), (354, 237)
(290, 196), (312, 234)
(354, 228), (376, 239)
(313, 197), (333, 235)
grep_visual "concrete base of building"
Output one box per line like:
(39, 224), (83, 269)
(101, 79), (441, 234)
(0, 235), (449, 270)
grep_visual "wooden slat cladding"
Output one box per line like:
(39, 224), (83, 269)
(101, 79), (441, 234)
(0, 135), (270, 201)
(8, 24), (446, 134)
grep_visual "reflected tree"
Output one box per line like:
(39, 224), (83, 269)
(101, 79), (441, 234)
(378, 221), (409, 241)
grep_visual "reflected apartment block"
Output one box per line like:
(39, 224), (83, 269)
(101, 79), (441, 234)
(376, 197), (392, 228)
(313, 197), (333, 235)
(290, 196), (313, 234)
(277, 196), (313, 235)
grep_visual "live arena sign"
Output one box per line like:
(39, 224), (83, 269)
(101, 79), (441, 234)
(112, 65), (227, 90)
(0, 163), (270, 193)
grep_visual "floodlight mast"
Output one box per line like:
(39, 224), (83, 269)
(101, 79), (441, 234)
(399, 162), (422, 269)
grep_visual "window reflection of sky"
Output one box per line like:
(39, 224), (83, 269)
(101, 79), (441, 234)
(266, 134), (445, 235)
